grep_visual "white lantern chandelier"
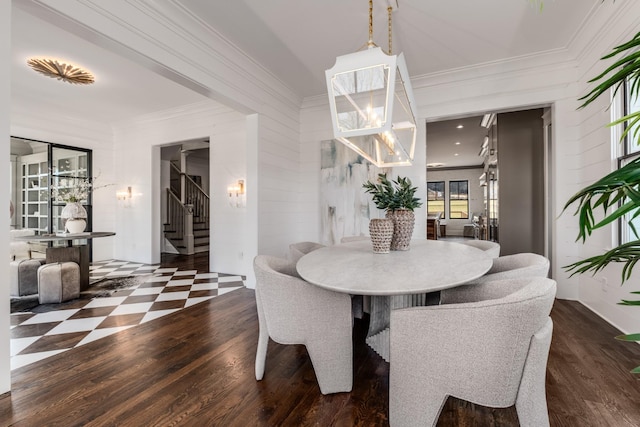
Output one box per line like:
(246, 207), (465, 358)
(325, 0), (417, 167)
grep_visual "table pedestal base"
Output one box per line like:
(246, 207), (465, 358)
(367, 292), (441, 362)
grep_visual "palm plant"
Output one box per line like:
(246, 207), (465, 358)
(563, 31), (640, 373)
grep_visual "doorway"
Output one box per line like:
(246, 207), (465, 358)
(160, 140), (210, 256)
(426, 107), (551, 258)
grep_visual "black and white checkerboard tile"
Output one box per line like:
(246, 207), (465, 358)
(10, 260), (245, 370)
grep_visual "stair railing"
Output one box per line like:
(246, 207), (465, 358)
(169, 162), (210, 225)
(166, 189), (194, 254)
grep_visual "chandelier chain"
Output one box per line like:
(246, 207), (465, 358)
(368, 0), (375, 47)
(387, 6), (393, 54)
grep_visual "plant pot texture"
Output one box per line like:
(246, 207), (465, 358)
(386, 209), (415, 251)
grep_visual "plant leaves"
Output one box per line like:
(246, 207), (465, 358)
(615, 333), (640, 341)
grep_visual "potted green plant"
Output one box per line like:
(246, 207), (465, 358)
(363, 173), (422, 251)
(563, 31), (640, 373)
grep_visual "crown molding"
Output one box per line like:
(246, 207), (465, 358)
(135, 0), (303, 109)
(569, 0), (640, 74)
(411, 46), (577, 91)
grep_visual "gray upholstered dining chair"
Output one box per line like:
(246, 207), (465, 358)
(253, 255), (353, 395)
(465, 252), (549, 285)
(389, 277), (557, 427)
(288, 241), (325, 264)
(459, 239), (501, 259)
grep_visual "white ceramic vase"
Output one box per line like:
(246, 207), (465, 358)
(61, 202), (88, 234)
(65, 218), (87, 234)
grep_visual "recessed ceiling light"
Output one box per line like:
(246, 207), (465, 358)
(456, 125), (464, 129)
(455, 141), (461, 145)
(454, 153), (459, 156)
(27, 58), (95, 85)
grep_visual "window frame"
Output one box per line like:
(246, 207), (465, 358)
(427, 181), (445, 219)
(449, 180), (469, 220)
(617, 79), (640, 244)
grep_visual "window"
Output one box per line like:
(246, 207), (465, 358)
(449, 180), (469, 219)
(427, 181), (445, 218)
(619, 80), (640, 243)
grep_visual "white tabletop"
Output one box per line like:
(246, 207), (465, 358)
(297, 239), (493, 296)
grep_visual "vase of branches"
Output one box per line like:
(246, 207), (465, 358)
(363, 174), (422, 251)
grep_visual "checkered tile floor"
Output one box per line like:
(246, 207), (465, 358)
(10, 260), (245, 370)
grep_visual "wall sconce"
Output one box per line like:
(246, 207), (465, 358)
(228, 180), (245, 208)
(117, 186), (133, 207)
(117, 186), (132, 200)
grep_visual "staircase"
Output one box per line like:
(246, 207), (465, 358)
(164, 162), (210, 254)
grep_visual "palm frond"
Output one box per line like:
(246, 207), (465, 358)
(562, 157), (640, 241)
(564, 240), (640, 283)
(579, 31), (640, 109)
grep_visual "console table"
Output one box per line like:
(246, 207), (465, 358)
(15, 232), (115, 290)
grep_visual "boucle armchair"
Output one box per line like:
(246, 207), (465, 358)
(473, 252), (549, 283)
(390, 277), (557, 427)
(288, 241), (325, 264)
(459, 240), (501, 259)
(253, 255), (353, 394)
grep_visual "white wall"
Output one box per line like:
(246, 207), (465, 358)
(426, 168), (485, 236)
(112, 102), (230, 264)
(0, 0), (10, 396)
(209, 109), (247, 276)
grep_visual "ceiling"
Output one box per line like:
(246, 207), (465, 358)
(10, 5), (208, 126)
(180, 0), (600, 98)
(11, 0), (600, 163)
(426, 116), (488, 169)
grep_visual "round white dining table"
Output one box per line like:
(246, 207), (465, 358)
(296, 239), (493, 296)
(297, 239), (494, 361)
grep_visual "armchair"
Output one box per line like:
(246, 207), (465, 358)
(459, 240), (501, 259)
(288, 241), (325, 264)
(464, 252), (549, 286)
(253, 255), (353, 394)
(390, 277), (557, 427)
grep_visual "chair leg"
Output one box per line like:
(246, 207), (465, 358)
(254, 293), (269, 381)
(389, 386), (446, 427)
(306, 339), (353, 395)
(515, 319), (553, 427)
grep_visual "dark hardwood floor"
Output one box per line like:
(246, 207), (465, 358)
(2, 253), (640, 426)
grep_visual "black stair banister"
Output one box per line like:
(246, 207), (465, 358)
(165, 163), (210, 255)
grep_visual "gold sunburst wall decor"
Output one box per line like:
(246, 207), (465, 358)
(27, 58), (95, 85)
